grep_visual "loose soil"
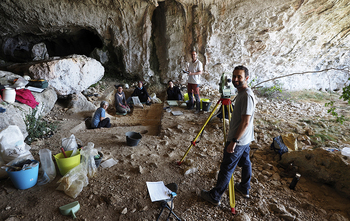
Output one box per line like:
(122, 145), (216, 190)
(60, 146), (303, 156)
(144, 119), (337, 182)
(1, 83), (350, 221)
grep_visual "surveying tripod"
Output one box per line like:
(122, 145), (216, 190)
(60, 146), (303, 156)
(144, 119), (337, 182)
(177, 97), (236, 214)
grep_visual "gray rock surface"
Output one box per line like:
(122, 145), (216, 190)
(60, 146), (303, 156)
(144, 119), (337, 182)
(28, 55), (104, 96)
(31, 43), (49, 61)
(67, 92), (97, 115)
(0, 1), (349, 91)
(0, 87), (57, 138)
(280, 148), (350, 198)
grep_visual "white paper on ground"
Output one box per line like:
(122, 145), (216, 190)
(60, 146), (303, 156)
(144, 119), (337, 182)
(171, 111), (183, 116)
(146, 181), (171, 202)
(100, 158), (119, 168)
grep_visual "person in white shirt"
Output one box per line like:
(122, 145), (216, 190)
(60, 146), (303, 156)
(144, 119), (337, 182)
(186, 50), (203, 113)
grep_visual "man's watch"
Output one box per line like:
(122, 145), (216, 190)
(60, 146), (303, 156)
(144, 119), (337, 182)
(232, 138), (239, 143)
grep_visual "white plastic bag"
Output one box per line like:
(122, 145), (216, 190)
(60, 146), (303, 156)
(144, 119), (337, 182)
(62, 134), (79, 157)
(56, 142), (99, 198)
(37, 149), (56, 185)
(0, 125), (33, 163)
(80, 142), (98, 178)
(150, 93), (162, 104)
(12, 76), (29, 88)
(56, 164), (89, 198)
(132, 96), (143, 108)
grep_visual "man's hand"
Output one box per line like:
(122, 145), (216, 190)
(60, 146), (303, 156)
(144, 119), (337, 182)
(226, 141), (236, 153)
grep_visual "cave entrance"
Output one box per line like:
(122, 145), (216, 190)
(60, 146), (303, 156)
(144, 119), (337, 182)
(44, 29), (103, 57)
(150, 1), (167, 77)
(0, 29), (103, 63)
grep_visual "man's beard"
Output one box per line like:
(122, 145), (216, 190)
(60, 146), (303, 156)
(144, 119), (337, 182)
(233, 81), (244, 88)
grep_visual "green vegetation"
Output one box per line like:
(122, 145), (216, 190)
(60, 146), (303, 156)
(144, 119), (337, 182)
(255, 83), (283, 99)
(323, 77), (350, 124)
(24, 108), (58, 144)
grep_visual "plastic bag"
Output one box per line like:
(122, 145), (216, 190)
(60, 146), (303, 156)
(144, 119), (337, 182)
(3, 157), (36, 170)
(13, 77), (29, 88)
(80, 142), (98, 178)
(62, 134), (79, 157)
(0, 155), (8, 178)
(56, 142), (98, 198)
(281, 133), (298, 151)
(150, 93), (162, 104)
(132, 96), (143, 108)
(37, 149), (56, 185)
(56, 164), (89, 198)
(0, 125), (34, 163)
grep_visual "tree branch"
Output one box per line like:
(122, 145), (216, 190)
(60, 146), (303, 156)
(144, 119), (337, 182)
(252, 68), (350, 89)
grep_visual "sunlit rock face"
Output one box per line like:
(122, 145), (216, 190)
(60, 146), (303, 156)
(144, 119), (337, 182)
(0, 0), (349, 90)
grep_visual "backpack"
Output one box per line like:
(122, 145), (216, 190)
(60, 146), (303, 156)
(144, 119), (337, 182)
(271, 135), (289, 158)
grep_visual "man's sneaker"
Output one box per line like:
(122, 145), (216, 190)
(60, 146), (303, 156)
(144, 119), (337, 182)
(234, 183), (250, 198)
(200, 190), (220, 206)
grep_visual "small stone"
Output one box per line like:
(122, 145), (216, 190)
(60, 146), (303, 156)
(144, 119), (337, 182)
(5, 206), (11, 210)
(121, 207), (127, 214)
(184, 167), (198, 175)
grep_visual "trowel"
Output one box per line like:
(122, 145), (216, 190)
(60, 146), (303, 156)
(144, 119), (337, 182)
(59, 201), (80, 219)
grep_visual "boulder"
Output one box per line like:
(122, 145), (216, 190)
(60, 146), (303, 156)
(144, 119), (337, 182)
(280, 148), (350, 198)
(28, 55), (104, 95)
(67, 92), (97, 115)
(0, 87), (57, 138)
(31, 42), (49, 61)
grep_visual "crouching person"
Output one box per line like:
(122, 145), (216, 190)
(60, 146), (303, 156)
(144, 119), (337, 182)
(91, 101), (111, 129)
(115, 85), (130, 115)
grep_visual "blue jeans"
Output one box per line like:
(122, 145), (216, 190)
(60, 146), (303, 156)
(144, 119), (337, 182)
(209, 142), (251, 201)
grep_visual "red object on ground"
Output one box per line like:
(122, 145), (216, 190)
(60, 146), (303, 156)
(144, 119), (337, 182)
(231, 208), (236, 215)
(15, 89), (39, 109)
(60, 148), (68, 158)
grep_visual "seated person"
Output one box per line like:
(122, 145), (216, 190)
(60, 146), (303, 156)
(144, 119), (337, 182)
(115, 85), (130, 114)
(91, 101), (111, 129)
(127, 81), (152, 105)
(167, 80), (182, 100)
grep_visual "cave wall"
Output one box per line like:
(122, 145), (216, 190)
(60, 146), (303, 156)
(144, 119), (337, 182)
(0, 0), (349, 90)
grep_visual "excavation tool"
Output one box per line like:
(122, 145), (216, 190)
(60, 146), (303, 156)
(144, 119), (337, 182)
(177, 72), (237, 214)
(59, 201), (80, 219)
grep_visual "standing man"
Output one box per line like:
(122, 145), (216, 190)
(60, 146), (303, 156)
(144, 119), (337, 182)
(186, 50), (203, 113)
(200, 65), (256, 205)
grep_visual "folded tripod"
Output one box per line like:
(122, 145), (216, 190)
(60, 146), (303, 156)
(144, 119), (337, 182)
(156, 183), (181, 221)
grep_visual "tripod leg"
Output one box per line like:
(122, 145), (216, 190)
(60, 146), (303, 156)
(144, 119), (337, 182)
(229, 175), (236, 214)
(177, 100), (222, 165)
(165, 204), (181, 221)
(157, 205), (166, 221)
(222, 105), (226, 146)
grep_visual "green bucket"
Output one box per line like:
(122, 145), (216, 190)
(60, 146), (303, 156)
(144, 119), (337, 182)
(54, 151), (81, 176)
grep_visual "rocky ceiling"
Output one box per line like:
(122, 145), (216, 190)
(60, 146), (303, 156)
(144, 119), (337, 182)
(0, 0), (349, 90)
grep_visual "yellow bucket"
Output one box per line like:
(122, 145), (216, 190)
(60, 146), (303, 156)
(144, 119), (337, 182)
(200, 98), (210, 109)
(184, 93), (195, 102)
(54, 151), (81, 176)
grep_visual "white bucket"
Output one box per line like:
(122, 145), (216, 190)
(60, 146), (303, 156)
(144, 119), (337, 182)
(3, 88), (16, 103)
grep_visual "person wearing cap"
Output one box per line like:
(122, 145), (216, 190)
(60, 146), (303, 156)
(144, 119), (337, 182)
(115, 85), (130, 114)
(167, 80), (182, 101)
(91, 101), (111, 129)
(129, 81), (152, 105)
(185, 50), (203, 113)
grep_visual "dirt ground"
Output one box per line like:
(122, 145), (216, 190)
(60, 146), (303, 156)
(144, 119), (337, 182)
(1, 81), (350, 221)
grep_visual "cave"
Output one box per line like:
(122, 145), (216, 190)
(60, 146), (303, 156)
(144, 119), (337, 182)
(43, 29), (103, 58)
(150, 1), (167, 78)
(0, 29), (103, 63)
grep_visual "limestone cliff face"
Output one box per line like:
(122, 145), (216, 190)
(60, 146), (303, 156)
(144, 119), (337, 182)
(0, 0), (349, 90)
